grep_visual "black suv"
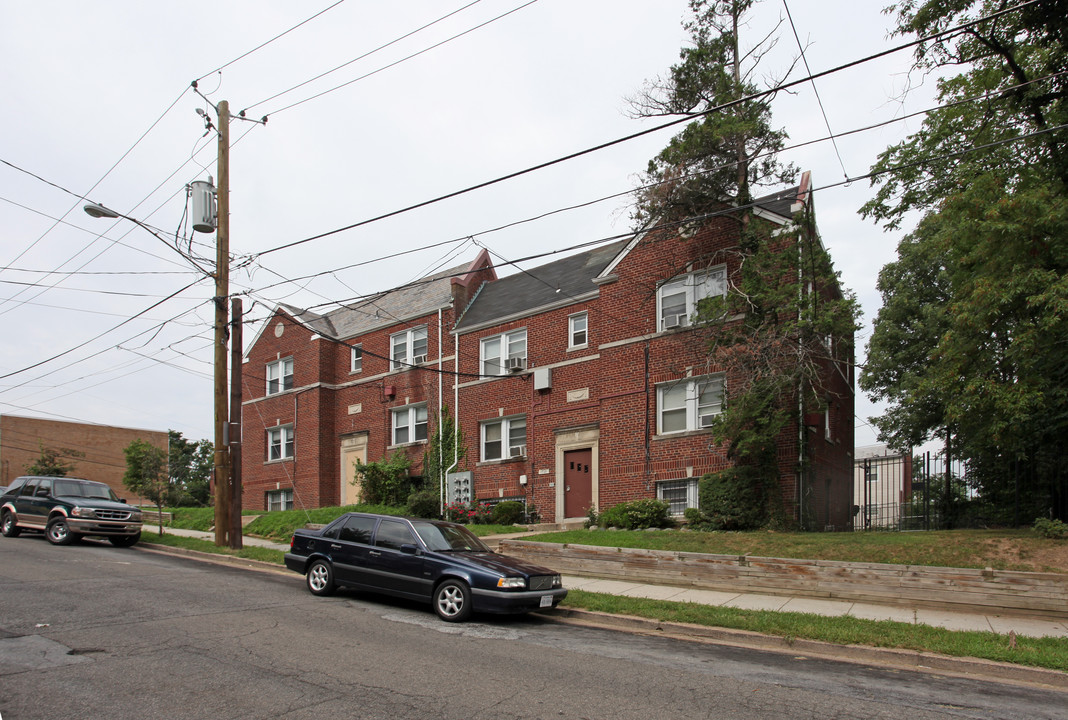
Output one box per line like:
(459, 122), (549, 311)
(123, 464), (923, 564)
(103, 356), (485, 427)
(0, 476), (142, 546)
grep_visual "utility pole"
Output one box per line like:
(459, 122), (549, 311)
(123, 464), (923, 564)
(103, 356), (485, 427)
(229, 297), (243, 549)
(213, 100), (231, 546)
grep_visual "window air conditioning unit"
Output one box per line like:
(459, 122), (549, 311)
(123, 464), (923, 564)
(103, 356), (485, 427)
(664, 314), (686, 329)
(412, 354), (427, 365)
(510, 445), (527, 458)
(506, 357), (527, 372)
(699, 414), (717, 428)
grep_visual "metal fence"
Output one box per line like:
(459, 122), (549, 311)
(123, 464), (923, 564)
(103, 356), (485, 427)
(854, 451), (969, 531)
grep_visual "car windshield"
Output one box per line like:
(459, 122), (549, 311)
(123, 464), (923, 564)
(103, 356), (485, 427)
(412, 521), (491, 553)
(53, 480), (118, 501)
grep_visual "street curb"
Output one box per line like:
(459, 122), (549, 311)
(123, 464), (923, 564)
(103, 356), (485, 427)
(134, 541), (291, 576)
(543, 607), (1068, 690)
(134, 540), (1068, 690)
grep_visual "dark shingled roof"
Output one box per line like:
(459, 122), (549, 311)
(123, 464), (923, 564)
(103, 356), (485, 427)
(454, 240), (629, 331)
(281, 263), (465, 341)
(754, 185), (799, 219)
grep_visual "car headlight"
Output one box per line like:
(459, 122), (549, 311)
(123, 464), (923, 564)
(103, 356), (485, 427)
(551, 575), (562, 589)
(129, 511), (143, 521)
(70, 507), (97, 519)
(497, 577), (526, 590)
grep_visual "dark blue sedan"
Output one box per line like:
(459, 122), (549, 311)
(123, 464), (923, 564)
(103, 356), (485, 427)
(284, 512), (566, 622)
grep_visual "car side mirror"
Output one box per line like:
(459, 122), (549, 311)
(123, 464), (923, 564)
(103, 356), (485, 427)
(399, 543), (420, 555)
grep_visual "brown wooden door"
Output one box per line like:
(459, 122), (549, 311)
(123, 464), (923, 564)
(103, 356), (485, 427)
(563, 449), (593, 518)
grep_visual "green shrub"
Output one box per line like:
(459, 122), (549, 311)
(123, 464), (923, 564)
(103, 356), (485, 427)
(355, 451), (413, 506)
(598, 499), (674, 530)
(698, 466), (768, 531)
(683, 506), (715, 531)
(491, 500), (526, 525)
(1033, 517), (1068, 539)
(406, 490), (441, 519)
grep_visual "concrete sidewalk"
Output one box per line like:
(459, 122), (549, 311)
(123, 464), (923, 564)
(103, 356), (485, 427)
(157, 527), (1068, 639)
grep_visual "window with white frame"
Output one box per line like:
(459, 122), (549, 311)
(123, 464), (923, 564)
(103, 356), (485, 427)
(481, 416), (527, 460)
(391, 403), (428, 445)
(351, 344), (362, 373)
(657, 375), (724, 434)
(267, 489), (294, 512)
(266, 358), (293, 395)
(658, 479), (698, 515)
(390, 326), (428, 370)
(267, 424), (294, 461)
(657, 265), (727, 331)
(568, 312), (588, 349)
(480, 329), (527, 376)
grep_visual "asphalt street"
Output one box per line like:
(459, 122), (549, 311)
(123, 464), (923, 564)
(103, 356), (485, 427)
(2, 535), (1066, 720)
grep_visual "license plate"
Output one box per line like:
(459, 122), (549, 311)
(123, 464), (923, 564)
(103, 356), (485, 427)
(539, 595), (553, 608)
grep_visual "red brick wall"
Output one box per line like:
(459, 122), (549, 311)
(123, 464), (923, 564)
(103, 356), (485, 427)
(242, 212), (855, 525)
(0, 415), (168, 505)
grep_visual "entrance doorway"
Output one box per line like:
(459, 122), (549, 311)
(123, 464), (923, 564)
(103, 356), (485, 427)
(563, 448), (593, 518)
(339, 434), (368, 506)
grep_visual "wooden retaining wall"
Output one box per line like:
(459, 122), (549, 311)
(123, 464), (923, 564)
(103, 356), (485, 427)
(500, 540), (1068, 618)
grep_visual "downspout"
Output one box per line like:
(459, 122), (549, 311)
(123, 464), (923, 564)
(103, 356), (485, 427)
(441, 327), (460, 515)
(438, 307), (444, 503)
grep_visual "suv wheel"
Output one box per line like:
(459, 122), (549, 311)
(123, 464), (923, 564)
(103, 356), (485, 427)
(1, 511), (20, 538)
(46, 517), (78, 546)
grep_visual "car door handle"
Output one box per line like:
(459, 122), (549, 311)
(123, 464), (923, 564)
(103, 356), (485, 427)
(330, 543), (342, 550)
(369, 550), (381, 557)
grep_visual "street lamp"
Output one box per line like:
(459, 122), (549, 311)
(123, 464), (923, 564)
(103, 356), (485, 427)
(83, 202), (120, 220)
(82, 202), (212, 277)
(83, 184), (237, 549)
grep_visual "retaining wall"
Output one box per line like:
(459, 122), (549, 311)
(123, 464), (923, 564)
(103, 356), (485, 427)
(500, 540), (1068, 618)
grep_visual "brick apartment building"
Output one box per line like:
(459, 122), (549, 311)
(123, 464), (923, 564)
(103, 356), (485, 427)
(0, 414), (167, 504)
(242, 176), (855, 527)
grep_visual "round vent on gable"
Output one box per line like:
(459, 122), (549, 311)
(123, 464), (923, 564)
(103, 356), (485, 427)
(274, 323), (284, 338)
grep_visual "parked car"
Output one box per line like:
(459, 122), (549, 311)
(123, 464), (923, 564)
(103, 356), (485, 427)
(0, 476), (143, 546)
(285, 512), (566, 622)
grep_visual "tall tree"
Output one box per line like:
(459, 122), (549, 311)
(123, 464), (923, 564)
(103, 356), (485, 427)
(168, 431), (213, 506)
(630, 0), (796, 227)
(634, 1), (859, 528)
(862, 0), (1068, 521)
(123, 439), (169, 533)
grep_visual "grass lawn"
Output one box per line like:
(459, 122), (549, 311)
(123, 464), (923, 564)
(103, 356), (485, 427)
(525, 528), (1068, 574)
(161, 504), (526, 541)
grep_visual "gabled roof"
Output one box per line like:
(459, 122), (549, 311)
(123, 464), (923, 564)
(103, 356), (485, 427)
(245, 263), (467, 358)
(324, 262), (462, 340)
(453, 239), (629, 332)
(597, 182), (805, 281)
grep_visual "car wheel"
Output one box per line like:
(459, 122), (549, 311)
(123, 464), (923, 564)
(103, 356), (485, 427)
(46, 517), (77, 546)
(1, 511), (21, 538)
(306, 560), (336, 596)
(109, 532), (140, 547)
(434, 579), (472, 622)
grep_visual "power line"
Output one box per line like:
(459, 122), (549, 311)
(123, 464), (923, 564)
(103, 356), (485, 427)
(251, 0), (1040, 259)
(194, 0), (350, 83)
(243, 0), (485, 115)
(782, 0), (849, 181)
(258, 0), (539, 118)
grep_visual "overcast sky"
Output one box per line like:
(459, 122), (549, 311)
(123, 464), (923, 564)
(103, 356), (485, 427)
(0, 0), (938, 450)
